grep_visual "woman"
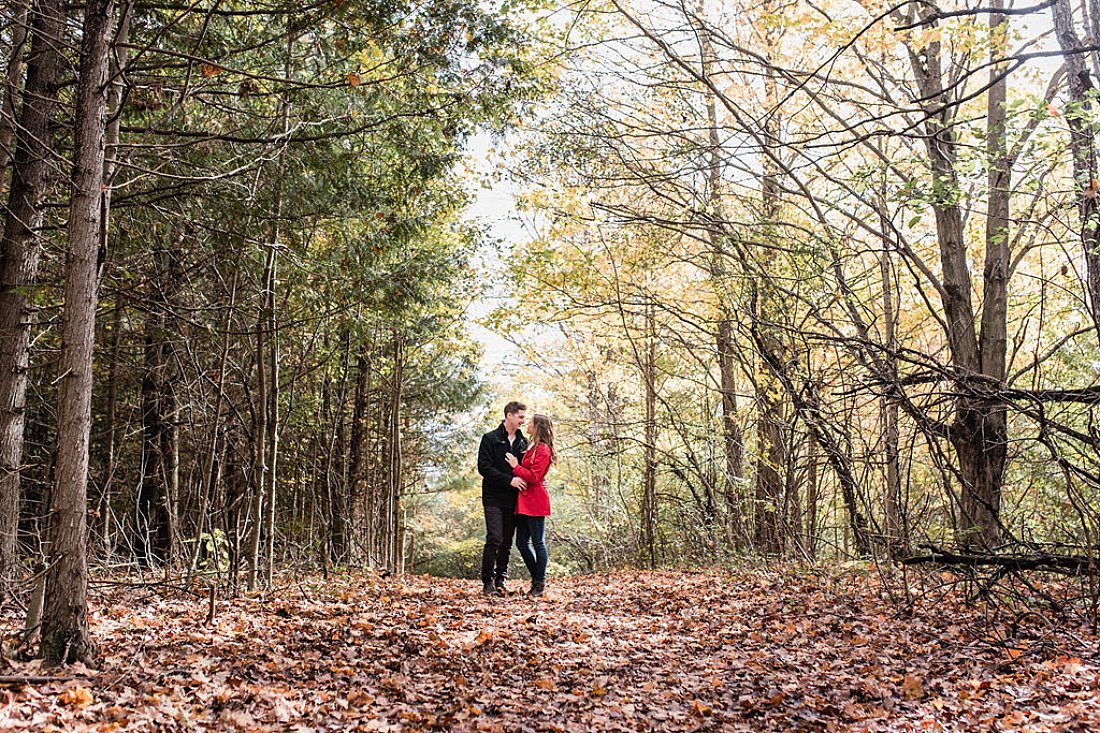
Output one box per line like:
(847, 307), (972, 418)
(505, 413), (554, 598)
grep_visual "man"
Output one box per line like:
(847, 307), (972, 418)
(477, 401), (528, 595)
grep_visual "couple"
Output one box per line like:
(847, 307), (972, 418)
(477, 401), (555, 598)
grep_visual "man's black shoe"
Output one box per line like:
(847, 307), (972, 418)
(527, 581), (545, 599)
(494, 578), (508, 595)
(482, 581), (501, 596)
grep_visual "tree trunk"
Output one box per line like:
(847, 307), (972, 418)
(41, 0), (116, 666)
(190, 267), (237, 573)
(752, 37), (789, 556)
(0, 0), (64, 590)
(136, 243), (181, 567)
(911, 12), (1004, 549)
(879, 211), (905, 556)
(753, 352), (786, 555)
(753, 332), (873, 557)
(641, 301), (658, 568)
(693, 3), (746, 542)
(804, 439), (818, 560)
(383, 331), (404, 571)
(324, 333), (352, 565)
(93, 0), (131, 566)
(0, 0), (31, 183)
(257, 28), (293, 583)
(320, 362), (337, 563)
(1052, 0), (1100, 346)
(346, 345), (370, 563)
(98, 0), (130, 274)
(96, 300), (122, 557)
(716, 321), (744, 522)
(262, 247), (278, 584)
(246, 278), (268, 588)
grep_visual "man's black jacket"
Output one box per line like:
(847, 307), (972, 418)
(477, 422), (528, 508)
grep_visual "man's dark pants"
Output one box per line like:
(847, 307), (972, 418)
(481, 504), (516, 584)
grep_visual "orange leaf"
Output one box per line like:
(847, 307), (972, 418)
(59, 686), (94, 710)
(901, 674), (925, 700)
(347, 73), (361, 87)
(200, 63), (221, 78)
(1047, 103), (1061, 117)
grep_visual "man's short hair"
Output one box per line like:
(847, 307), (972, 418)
(504, 401), (527, 417)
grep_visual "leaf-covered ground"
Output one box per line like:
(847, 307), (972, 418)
(1, 567), (1098, 731)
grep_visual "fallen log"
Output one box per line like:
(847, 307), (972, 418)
(901, 549), (1097, 575)
(0, 675), (83, 686)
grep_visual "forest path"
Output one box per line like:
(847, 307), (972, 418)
(1, 568), (1098, 731)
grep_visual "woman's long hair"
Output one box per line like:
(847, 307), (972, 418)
(528, 414), (556, 463)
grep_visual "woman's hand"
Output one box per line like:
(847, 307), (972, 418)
(505, 453), (518, 468)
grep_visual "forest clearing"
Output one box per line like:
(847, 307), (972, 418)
(3, 0), (1100, 729)
(2, 568), (1099, 732)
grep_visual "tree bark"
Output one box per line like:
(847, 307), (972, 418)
(246, 277), (268, 588)
(753, 331), (873, 557)
(879, 210), (905, 555)
(1052, 0), (1100, 346)
(753, 328), (787, 555)
(41, 0), (116, 666)
(641, 300), (658, 568)
(0, 0), (64, 591)
(692, 2), (745, 541)
(0, 0), (31, 183)
(92, 0), (130, 566)
(136, 242), (181, 567)
(345, 346), (370, 562)
(99, 0), (131, 252)
(325, 333), (352, 564)
(257, 27), (293, 584)
(96, 300), (122, 557)
(716, 321), (743, 518)
(383, 331), (404, 571)
(910, 10), (1005, 549)
(190, 267), (237, 573)
(752, 32), (789, 556)
(262, 245), (278, 584)
(804, 438), (818, 560)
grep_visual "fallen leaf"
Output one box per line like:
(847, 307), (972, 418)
(58, 686), (93, 710)
(902, 674), (925, 700)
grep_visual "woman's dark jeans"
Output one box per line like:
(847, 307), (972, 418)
(515, 515), (548, 583)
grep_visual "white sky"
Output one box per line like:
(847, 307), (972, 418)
(463, 130), (525, 386)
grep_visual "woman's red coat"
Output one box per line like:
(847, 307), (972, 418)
(514, 443), (552, 517)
